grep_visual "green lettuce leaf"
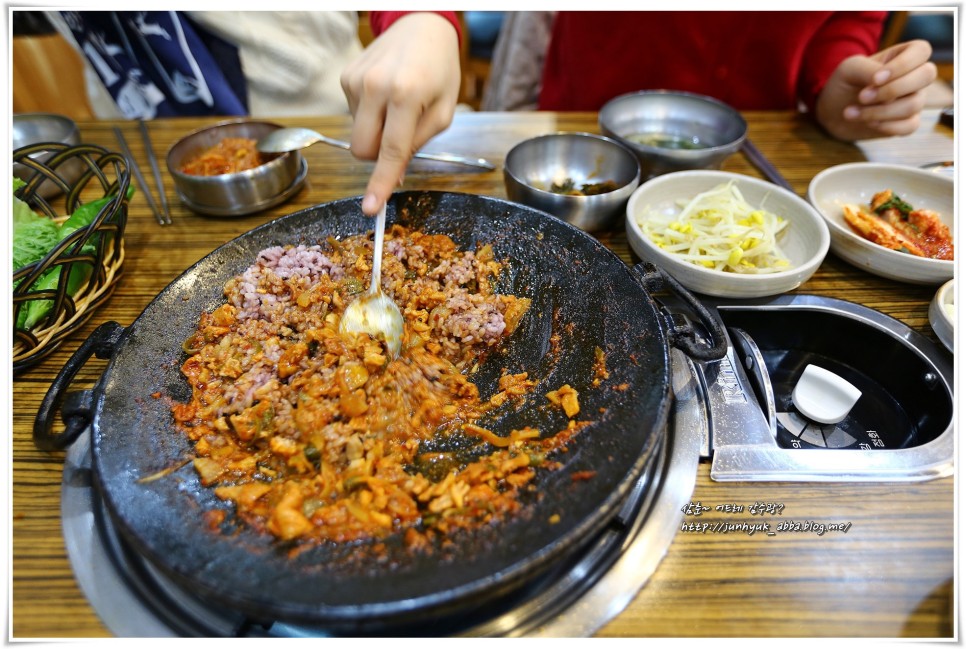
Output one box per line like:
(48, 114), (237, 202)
(13, 181), (132, 330)
(12, 177), (60, 271)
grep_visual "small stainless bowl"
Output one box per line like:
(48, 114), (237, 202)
(167, 120), (304, 217)
(13, 113), (83, 199)
(503, 132), (641, 231)
(599, 90), (747, 179)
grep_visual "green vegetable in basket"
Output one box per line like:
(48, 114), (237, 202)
(13, 178), (133, 331)
(12, 178), (60, 271)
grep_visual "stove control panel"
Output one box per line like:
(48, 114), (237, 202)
(666, 294), (953, 482)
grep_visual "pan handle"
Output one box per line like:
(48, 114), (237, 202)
(631, 262), (727, 362)
(34, 321), (126, 451)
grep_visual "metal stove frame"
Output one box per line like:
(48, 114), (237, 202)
(61, 349), (705, 638)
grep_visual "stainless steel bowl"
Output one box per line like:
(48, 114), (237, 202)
(167, 120), (304, 217)
(599, 90), (747, 179)
(503, 132), (640, 231)
(13, 113), (83, 199)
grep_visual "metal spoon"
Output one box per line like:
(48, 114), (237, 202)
(920, 160), (955, 175)
(257, 127), (495, 171)
(338, 202), (404, 357)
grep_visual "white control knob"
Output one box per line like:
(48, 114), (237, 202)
(791, 364), (862, 424)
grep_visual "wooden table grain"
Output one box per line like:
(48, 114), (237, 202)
(11, 110), (955, 638)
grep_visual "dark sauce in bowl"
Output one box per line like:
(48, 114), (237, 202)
(626, 132), (706, 150)
(548, 178), (620, 196)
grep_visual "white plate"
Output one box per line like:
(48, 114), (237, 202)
(625, 170), (828, 298)
(807, 162), (953, 285)
(929, 279), (955, 353)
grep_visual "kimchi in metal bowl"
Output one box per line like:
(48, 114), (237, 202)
(167, 119), (305, 217)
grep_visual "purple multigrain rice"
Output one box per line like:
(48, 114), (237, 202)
(207, 229), (523, 419)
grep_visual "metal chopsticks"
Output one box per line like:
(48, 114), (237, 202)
(137, 120), (171, 223)
(741, 139), (794, 193)
(113, 125), (172, 226)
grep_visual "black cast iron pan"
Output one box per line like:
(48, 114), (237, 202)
(36, 191), (724, 630)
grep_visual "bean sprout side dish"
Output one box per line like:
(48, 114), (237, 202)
(635, 181), (792, 273)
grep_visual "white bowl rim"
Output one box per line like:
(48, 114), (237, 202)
(626, 169), (830, 283)
(930, 279), (955, 352)
(807, 161), (954, 269)
(934, 278), (955, 322)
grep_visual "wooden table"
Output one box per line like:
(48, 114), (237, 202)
(11, 110), (955, 638)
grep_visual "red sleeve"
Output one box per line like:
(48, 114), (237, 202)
(799, 11), (887, 112)
(369, 11), (462, 45)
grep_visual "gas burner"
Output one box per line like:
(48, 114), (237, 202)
(59, 295), (953, 636)
(61, 350), (705, 637)
(674, 294), (955, 482)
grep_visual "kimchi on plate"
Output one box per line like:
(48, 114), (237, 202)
(842, 189), (954, 260)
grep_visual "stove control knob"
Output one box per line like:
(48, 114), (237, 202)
(791, 364), (862, 425)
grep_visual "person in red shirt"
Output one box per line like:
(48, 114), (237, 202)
(539, 12), (886, 112)
(342, 11), (937, 216)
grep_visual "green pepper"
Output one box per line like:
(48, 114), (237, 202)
(872, 193), (913, 218)
(343, 475), (368, 492)
(304, 444), (322, 470)
(341, 277), (365, 296)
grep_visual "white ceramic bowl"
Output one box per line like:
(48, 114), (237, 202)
(625, 170), (829, 298)
(807, 162), (954, 285)
(928, 279), (954, 353)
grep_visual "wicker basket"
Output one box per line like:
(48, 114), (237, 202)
(13, 142), (131, 373)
